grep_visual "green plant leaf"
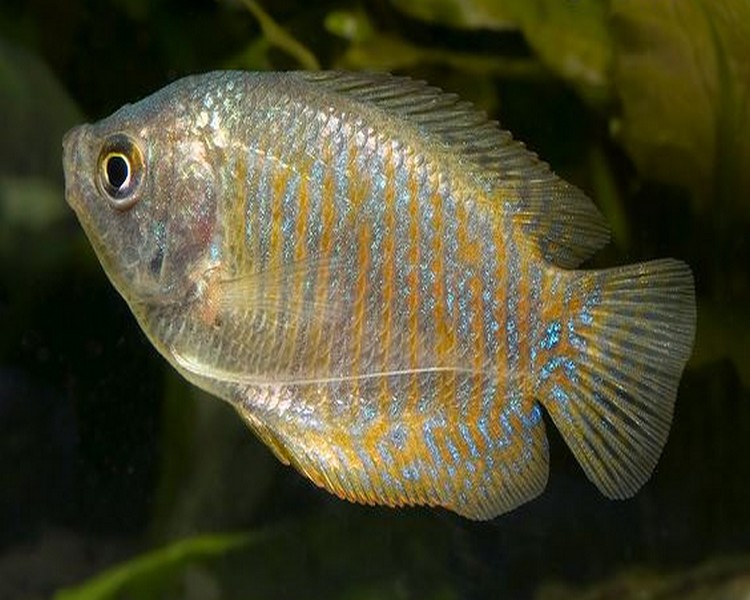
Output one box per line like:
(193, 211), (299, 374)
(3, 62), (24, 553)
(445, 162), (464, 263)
(0, 39), (81, 180)
(324, 9), (376, 43)
(53, 532), (256, 600)
(388, 0), (613, 103)
(335, 33), (544, 81)
(388, 0), (517, 30)
(588, 145), (631, 251)
(513, 0), (612, 103)
(236, 0), (320, 70)
(327, 10), (545, 83)
(611, 0), (750, 213)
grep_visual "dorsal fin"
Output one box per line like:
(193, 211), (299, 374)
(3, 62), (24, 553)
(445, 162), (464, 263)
(295, 71), (610, 268)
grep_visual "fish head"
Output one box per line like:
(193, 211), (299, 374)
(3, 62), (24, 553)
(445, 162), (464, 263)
(62, 85), (220, 310)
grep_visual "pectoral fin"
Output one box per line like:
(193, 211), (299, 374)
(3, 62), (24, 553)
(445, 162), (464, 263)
(214, 256), (345, 327)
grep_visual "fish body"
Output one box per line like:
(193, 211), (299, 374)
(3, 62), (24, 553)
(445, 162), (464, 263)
(62, 71), (696, 519)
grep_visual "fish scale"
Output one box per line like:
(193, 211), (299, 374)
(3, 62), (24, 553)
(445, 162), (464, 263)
(290, 119), (478, 490)
(63, 70), (695, 519)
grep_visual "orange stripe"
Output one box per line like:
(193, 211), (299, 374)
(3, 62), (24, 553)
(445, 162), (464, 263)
(283, 158), (311, 367)
(235, 151), (250, 307)
(352, 224), (371, 378)
(294, 162), (310, 263)
(491, 208), (508, 360)
(269, 161), (290, 269)
(516, 248), (532, 399)
(347, 142), (373, 394)
(411, 171), (451, 497)
(243, 152), (260, 269)
(435, 186), (480, 486)
(502, 220), (530, 450)
(224, 151), (249, 272)
(431, 183), (466, 491)
(406, 164), (421, 411)
(379, 144), (396, 413)
(205, 149), (250, 327)
(319, 144), (336, 256)
(307, 143), (337, 373)
(478, 198), (506, 448)
(468, 210), (487, 463)
(453, 195), (487, 460)
(431, 185), (448, 359)
(348, 143), (369, 218)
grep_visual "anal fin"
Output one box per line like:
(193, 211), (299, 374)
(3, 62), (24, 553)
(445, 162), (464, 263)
(236, 372), (549, 520)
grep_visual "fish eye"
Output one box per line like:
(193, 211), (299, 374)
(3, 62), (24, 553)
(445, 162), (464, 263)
(97, 134), (145, 210)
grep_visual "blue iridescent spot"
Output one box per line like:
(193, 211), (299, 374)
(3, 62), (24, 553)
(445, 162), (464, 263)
(539, 355), (578, 383)
(456, 270), (471, 339)
(373, 171), (387, 196)
(564, 280), (575, 304)
(153, 220), (166, 245)
(551, 385), (568, 402)
(402, 465), (418, 481)
(446, 290), (455, 314)
(550, 384), (572, 421)
(445, 436), (460, 465)
(423, 420), (442, 468)
(562, 357), (578, 382)
(377, 441), (398, 485)
(388, 391), (403, 418)
(567, 319), (587, 351)
(521, 403), (542, 427)
(477, 415), (492, 447)
(506, 315), (519, 365)
(390, 424), (406, 450)
(209, 241), (222, 263)
(540, 321), (562, 350)
(459, 422), (480, 459)
(498, 410), (512, 448)
(361, 402), (377, 424)
(539, 357), (557, 381)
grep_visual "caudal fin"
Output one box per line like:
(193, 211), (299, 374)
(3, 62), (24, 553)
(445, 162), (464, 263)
(536, 259), (695, 498)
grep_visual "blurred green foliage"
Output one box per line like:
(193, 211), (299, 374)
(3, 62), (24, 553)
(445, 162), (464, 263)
(1, 0), (749, 599)
(537, 554), (750, 600)
(611, 0), (750, 217)
(391, 0), (613, 103)
(386, 0), (750, 217)
(55, 532), (255, 600)
(0, 39), (82, 274)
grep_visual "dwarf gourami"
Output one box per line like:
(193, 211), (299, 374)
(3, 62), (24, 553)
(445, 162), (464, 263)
(62, 71), (696, 520)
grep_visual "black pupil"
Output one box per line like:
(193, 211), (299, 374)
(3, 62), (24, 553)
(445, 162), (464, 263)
(106, 155), (129, 189)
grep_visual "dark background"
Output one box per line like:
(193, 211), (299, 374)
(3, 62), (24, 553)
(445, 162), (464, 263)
(0, 0), (748, 599)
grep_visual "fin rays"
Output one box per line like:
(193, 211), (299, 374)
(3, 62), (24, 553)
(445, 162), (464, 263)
(297, 71), (610, 267)
(216, 255), (344, 325)
(235, 372), (549, 520)
(537, 259), (695, 499)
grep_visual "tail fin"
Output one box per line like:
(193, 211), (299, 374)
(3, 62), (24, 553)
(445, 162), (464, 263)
(536, 259), (695, 498)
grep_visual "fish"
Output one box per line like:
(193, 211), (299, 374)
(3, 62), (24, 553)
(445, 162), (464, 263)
(62, 71), (696, 520)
